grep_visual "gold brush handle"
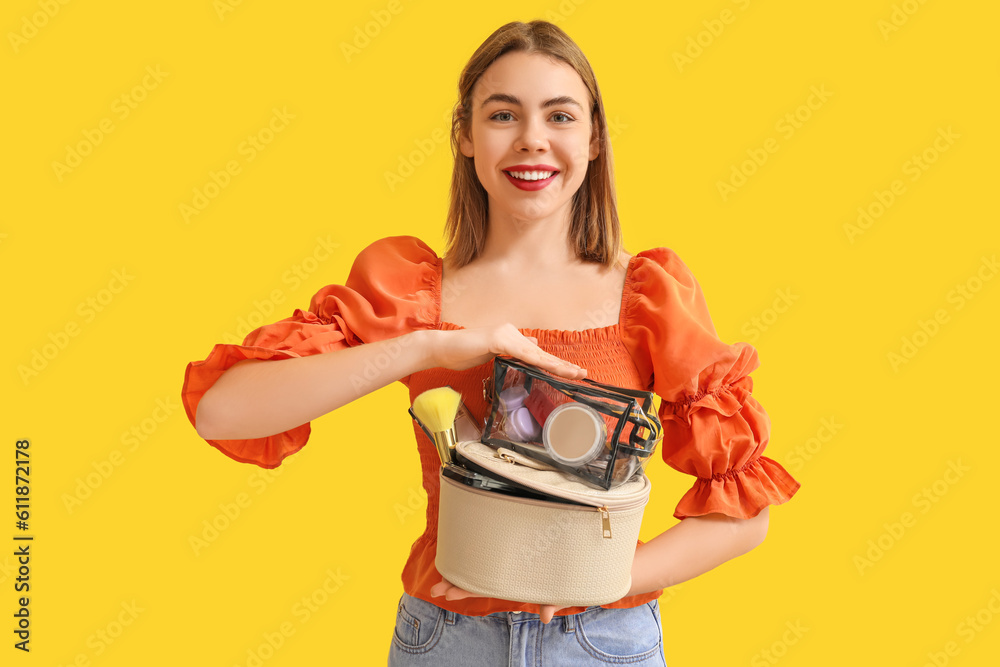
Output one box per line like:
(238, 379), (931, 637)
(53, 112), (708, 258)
(433, 426), (457, 465)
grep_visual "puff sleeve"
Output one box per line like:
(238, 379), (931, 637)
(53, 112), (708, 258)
(623, 248), (800, 520)
(181, 235), (440, 468)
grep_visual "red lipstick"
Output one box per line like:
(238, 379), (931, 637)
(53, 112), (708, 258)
(503, 164), (560, 191)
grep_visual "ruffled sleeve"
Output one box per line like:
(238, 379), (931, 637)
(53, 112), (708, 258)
(181, 235), (440, 468)
(623, 248), (800, 520)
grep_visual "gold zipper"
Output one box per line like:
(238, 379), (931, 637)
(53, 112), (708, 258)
(599, 506), (612, 539)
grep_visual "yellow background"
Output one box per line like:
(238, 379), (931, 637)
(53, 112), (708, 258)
(4, 0), (998, 664)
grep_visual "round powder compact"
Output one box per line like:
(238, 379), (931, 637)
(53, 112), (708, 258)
(542, 402), (607, 466)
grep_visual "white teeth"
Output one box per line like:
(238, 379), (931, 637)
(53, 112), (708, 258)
(507, 170), (555, 181)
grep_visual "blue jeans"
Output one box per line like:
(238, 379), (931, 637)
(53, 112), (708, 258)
(387, 592), (668, 666)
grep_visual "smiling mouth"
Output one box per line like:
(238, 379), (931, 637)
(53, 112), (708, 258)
(503, 170), (559, 181)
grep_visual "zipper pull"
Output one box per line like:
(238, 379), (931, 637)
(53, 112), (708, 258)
(599, 505), (612, 539)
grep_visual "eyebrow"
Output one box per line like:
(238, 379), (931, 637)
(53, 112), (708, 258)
(480, 93), (584, 111)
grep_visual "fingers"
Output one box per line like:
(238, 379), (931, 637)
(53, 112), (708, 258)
(448, 326), (586, 379)
(429, 579), (450, 598)
(445, 588), (475, 601)
(432, 583), (563, 623)
(535, 354), (588, 380)
(432, 328), (587, 377)
(429, 578), (478, 601)
(519, 339), (587, 380)
(539, 604), (564, 624)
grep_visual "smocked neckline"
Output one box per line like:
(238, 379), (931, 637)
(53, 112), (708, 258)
(433, 253), (639, 341)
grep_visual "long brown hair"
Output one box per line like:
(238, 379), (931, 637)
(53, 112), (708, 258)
(444, 20), (623, 271)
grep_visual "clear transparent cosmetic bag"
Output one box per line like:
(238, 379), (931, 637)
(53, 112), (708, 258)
(480, 355), (662, 490)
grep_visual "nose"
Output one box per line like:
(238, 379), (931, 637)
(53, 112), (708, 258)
(514, 114), (549, 152)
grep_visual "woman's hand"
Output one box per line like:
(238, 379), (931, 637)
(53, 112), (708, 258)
(430, 578), (571, 624)
(424, 324), (587, 380)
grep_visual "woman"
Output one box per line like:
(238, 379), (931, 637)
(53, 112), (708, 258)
(183, 20), (800, 665)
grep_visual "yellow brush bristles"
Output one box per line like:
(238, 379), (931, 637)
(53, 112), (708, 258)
(412, 386), (463, 465)
(412, 385), (463, 433)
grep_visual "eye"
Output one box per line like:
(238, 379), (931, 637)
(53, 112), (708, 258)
(488, 111), (576, 123)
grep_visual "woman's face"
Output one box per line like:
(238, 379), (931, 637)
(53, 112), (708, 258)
(460, 50), (599, 224)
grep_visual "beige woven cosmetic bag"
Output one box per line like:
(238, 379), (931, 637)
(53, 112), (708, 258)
(436, 440), (650, 607)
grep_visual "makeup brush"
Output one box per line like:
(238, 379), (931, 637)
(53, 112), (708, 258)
(411, 386), (463, 465)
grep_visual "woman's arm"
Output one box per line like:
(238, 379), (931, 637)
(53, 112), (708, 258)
(195, 325), (588, 441)
(195, 329), (435, 440)
(627, 508), (770, 595)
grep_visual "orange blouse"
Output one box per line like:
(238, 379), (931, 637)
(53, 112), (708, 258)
(181, 235), (800, 617)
